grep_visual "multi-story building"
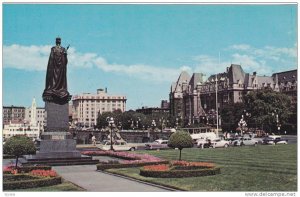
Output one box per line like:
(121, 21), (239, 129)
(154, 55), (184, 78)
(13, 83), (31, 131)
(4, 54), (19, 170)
(3, 105), (26, 127)
(3, 98), (44, 139)
(169, 71), (191, 120)
(136, 107), (169, 115)
(200, 64), (279, 112)
(161, 100), (170, 109)
(24, 98), (46, 130)
(72, 88), (127, 128)
(170, 64), (282, 125)
(272, 69), (297, 103)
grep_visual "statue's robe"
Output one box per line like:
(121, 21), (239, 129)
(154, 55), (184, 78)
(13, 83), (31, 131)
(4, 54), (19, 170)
(42, 46), (70, 103)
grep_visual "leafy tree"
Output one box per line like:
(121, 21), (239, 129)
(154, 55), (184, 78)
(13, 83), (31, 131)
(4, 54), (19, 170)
(3, 135), (36, 169)
(168, 130), (193, 160)
(244, 89), (292, 133)
(220, 102), (245, 132)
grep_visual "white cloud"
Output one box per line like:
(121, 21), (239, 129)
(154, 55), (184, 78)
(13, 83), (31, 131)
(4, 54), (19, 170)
(3, 44), (186, 83)
(229, 44), (251, 51)
(3, 44), (51, 71)
(193, 55), (230, 76)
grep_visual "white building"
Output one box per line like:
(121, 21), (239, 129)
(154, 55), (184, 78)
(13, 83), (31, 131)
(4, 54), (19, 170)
(3, 98), (45, 140)
(72, 88), (127, 128)
(3, 123), (41, 139)
(24, 98), (46, 130)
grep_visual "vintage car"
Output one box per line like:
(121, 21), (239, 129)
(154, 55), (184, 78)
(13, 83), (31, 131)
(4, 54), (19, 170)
(211, 138), (230, 148)
(196, 138), (212, 149)
(262, 136), (288, 145)
(98, 140), (137, 151)
(232, 137), (258, 146)
(145, 139), (169, 150)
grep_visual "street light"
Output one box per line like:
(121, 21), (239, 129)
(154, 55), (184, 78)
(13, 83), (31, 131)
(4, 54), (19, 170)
(107, 117), (115, 151)
(151, 120), (156, 131)
(272, 111), (280, 134)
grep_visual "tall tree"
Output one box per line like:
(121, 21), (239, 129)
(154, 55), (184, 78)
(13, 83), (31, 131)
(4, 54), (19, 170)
(244, 89), (292, 133)
(220, 102), (245, 132)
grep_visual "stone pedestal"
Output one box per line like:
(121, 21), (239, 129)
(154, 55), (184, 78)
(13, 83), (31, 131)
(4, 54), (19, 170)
(36, 102), (81, 159)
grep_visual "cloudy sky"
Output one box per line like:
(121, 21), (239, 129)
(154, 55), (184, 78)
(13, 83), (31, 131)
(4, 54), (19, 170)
(3, 4), (297, 110)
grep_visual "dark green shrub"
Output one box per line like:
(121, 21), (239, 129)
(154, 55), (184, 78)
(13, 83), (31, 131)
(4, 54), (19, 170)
(3, 175), (62, 190)
(3, 136), (36, 169)
(168, 130), (193, 160)
(140, 167), (221, 178)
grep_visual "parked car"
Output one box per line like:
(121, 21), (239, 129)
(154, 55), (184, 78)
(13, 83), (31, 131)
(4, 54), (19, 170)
(274, 137), (288, 144)
(211, 138), (230, 148)
(231, 137), (258, 146)
(98, 140), (137, 151)
(231, 137), (243, 146)
(145, 139), (169, 150)
(196, 138), (212, 149)
(262, 137), (276, 145)
(262, 135), (288, 145)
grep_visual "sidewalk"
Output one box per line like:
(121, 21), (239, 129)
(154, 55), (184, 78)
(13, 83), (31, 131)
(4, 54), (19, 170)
(53, 165), (169, 192)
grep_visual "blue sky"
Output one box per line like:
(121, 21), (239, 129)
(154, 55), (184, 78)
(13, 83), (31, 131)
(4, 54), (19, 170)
(3, 4), (297, 110)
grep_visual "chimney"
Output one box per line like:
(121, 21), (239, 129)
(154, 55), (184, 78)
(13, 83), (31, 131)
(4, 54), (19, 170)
(253, 72), (257, 76)
(226, 67), (229, 72)
(105, 87), (107, 93)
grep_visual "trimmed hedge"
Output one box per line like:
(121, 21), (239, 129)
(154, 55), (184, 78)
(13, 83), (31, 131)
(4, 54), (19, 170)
(3, 174), (62, 190)
(140, 167), (221, 178)
(97, 160), (169, 171)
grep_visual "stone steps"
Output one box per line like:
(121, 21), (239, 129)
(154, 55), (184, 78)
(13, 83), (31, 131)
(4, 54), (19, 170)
(22, 155), (99, 166)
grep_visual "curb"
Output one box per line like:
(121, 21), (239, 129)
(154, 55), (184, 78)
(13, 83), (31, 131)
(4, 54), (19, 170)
(98, 170), (184, 191)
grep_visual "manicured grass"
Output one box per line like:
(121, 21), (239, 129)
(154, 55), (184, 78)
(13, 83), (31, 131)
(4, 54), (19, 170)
(107, 144), (297, 191)
(13, 179), (86, 191)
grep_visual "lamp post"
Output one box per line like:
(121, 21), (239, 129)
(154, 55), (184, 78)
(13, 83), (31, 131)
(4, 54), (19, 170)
(272, 111), (280, 134)
(107, 117), (115, 151)
(151, 120), (156, 131)
(159, 118), (165, 132)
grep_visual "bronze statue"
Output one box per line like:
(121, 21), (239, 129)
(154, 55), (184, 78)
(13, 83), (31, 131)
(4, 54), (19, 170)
(42, 37), (71, 104)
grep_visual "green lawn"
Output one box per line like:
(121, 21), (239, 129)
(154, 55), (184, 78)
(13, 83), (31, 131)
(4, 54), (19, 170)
(107, 144), (297, 191)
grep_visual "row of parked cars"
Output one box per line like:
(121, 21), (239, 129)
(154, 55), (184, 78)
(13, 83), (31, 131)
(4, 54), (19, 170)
(97, 139), (170, 151)
(196, 135), (288, 149)
(97, 135), (288, 151)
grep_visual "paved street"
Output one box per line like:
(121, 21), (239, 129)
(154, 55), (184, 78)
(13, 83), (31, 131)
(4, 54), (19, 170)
(53, 165), (169, 192)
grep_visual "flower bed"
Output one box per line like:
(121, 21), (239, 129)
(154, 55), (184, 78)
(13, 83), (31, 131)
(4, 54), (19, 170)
(81, 150), (168, 170)
(3, 165), (52, 174)
(140, 161), (221, 178)
(3, 165), (61, 190)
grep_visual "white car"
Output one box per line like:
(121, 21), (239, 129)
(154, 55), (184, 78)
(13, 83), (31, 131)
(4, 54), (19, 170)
(98, 140), (137, 151)
(211, 138), (229, 148)
(145, 139), (169, 150)
(196, 138), (212, 149)
(232, 137), (258, 146)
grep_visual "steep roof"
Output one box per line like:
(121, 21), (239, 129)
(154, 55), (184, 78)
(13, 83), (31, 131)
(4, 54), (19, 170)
(174, 71), (190, 92)
(189, 73), (203, 89)
(227, 64), (245, 84)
